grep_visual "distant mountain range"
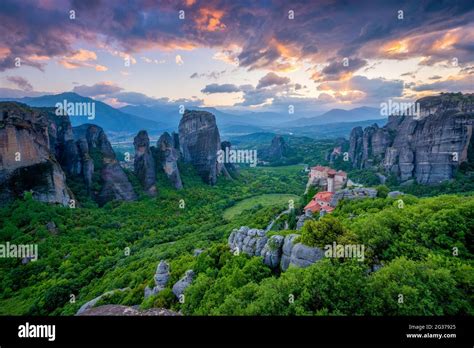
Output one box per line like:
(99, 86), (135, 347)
(0, 93), (165, 134)
(278, 106), (384, 127)
(0, 92), (386, 139)
(120, 104), (295, 129)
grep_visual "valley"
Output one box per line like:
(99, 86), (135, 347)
(0, 93), (473, 317)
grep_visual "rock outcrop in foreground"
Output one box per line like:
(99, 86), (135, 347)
(0, 103), (73, 206)
(134, 130), (157, 196)
(77, 304), (180, 316)
(349, 93), (474, 184)
(228, 226), (324, 271)
(178, 110), (222, 185)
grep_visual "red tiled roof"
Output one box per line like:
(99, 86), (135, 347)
(304, 191), (335, 213)
(304, 200), (321, 213)
(311, 165), (329, 172)
(315, 191), (334, 202)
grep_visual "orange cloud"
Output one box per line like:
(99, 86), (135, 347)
(28, 54), (50, 61)
(196, 8), (226, 32)
(0, 47), (11, 59)
(432, 30), (459, 51)
(95, 64), (108, 71)
(66, 49), (97, 61)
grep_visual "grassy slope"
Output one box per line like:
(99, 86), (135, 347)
(223, 194), (301, 220)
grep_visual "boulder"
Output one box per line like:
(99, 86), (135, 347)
(388, 191), (404, 198)
(172, 270), (195, 298)
(330, 188), (377, 207)
(280, 234), (300, 271)
(76, 288), (130, 315)
(288, 243), (325, 269)
(77, 304), (180, 316)
(261, 235), (284, 268)
(228, 226), (267, 257)
(144, 260), (170, 299)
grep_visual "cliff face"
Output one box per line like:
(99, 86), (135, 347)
(156, 132), (183, 189)
(0, 101), (137, 207)
(349, 94), (474, 184)
(178, 110), (222, 185)
(0, 103), (73, 206)
(134, 130), (157, 196)
(266, 135), (288, 160)
(73, 124), (137, 205)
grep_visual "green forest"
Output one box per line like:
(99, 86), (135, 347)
(0, 143), (473, 316)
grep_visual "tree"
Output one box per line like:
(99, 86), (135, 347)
(300, 215), (348, 247)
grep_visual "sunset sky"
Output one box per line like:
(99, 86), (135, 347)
(0, 0), (473, 113)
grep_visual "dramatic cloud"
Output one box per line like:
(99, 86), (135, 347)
(1, 0), (473, 73)
(201, 83), (241, 94)
(257, 72), (290, 89)
(311, 58), (367, 82)
(6, 76), (33, 91)
(318, 76), (404, 104)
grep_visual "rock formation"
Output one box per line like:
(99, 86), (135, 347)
(220, 140), (239, 178)
(144, 260), (170, 299)
(0, 103), (73, 206)
(76, 304), (181, 317)
(228, 226), (268, 257)
(76, 287), (130, 315)
(260, 235), (284, 269)
(266, 135), (288, 160)
(156, 132), (183, 189)
(73, 124), (137, 205)
(349, 93), (474, 184)
(228, 226), (324, 271)
(172, 270), (195, 298)
(0, 102), (139, 207)
(133, 130), (157, 196)
(77, 304), (180, 316)
(329, 188), (377, 207)
(178, 110), (222, 185)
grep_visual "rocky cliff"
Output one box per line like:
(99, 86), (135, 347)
(220, 140), (238, 178)
(133, 130), (157, 196)
(155, 132), (183, 189)
(266, 135), (288, 160)
(349, 93), (474, 184)
(228, 226), (324, 271)
(0, 103), (73, 206)
(73, 124), (137, 205)
(178, 110), (222, 185)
